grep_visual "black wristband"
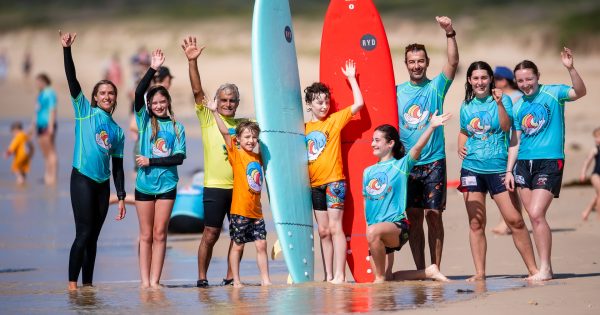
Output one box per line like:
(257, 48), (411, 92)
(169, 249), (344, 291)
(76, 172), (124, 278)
(446, 30), (456, 38)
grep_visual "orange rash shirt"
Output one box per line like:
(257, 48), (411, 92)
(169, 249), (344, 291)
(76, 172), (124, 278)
(305, 106), (353, 187)
(227, 137), (264, 219)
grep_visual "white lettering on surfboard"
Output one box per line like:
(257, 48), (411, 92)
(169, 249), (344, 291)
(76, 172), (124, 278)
(360, 34), (377, 51)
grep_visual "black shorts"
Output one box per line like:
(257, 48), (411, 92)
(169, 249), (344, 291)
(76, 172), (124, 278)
(37, 123), (57, 137)
(135, 188), (177, 201)
(229, 214), (267, 245)
(514, 159), (564, 198)
(406, 158), (447, 211)
(385, 218), (411, 254)
(168, 215), (204, 234)
(458, 168), (507, 197)
(311, 180), (346, 211)
(203, 187), (233, 228)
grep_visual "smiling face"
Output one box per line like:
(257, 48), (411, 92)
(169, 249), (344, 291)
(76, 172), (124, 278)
(93, 83), (117, 113)
(371, 130), (394, 159)
(515, 68), (540, 96)
(308, 93), (331, 121)
(237, 128), (259, 152)
(150, 92), (169, 118)
(468, 69), (492, 98)
(405, 50), (429, 83)
(217, 89), (239, 118)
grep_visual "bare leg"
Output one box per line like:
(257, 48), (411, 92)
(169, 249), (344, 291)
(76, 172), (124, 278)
(591, 174), (600, 221)
(136, 200), (155, 288)
(519, 188), (554, 281)
(314, 211), (333, 281)
(327, 209), (346, 284)
(392, 264), (449, 282)
(197, 226), (221, 281)
(407, 208), (426, 270)
(581, 197), (596, 221)
(494, 191), (538, 276)
(366, 222), (401, 283)
(255, 239), (271, 286)
(149, 199), (174, 288)
(385, 253), (394, 280)
(229, 242), (244, 287)
(425, 209), (444, 268)
(38, 134), (57, 185)
(491, 219), (511, 235)
(463, 192), (487, 281)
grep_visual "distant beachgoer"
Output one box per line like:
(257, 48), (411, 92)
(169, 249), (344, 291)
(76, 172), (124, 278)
(60, 30), (127, 291)
(104, 53), (123, 87)
(304, 60), (364, 284)
(0, 50), (8, 83)
(580, 127), (600, 221)
(363, 121), (450, 283)
(457, 61), (538, 281)
(505, 47), (587, 281)
(30, 73), (58, 185)
(23, 50), (32, 79)
(134, 49), (186, 289)
(4, 121), (33, 185)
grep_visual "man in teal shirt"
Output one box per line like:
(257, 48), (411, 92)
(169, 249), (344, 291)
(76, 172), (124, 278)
(396, 16), (459, 270)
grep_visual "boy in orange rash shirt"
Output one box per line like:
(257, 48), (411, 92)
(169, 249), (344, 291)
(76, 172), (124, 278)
(4, 122), (33, 185)
(304, 60), (364, 284)
(204, 99), (271, 288)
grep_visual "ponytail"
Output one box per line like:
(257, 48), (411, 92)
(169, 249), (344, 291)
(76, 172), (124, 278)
(374, 124), (405, 160)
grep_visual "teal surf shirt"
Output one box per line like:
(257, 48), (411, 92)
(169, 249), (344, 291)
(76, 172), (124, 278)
(71, 92), (124, 183)
(397, 73), (452, 165)
(135, 106), (186, 194)
(513, 84), (572, 160)
(460, 94), (513, 174)
(363, 155), (417, 226)
(36, 87), (57, 128)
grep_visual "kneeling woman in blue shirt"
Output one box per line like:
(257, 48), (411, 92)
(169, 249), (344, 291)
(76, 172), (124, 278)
(134, 49), (186, 289)
(363, 112), (450, 283)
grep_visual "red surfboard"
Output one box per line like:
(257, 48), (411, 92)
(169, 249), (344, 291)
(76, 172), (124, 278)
(320, 0), (397, 283)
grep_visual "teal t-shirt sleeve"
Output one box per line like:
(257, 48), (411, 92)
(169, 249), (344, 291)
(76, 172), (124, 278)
(71, 92), (91, 118)
(501, 95), (513, 124)
(433, 73), (452, 101)
(556, 84), (572, 103)
(173, 124), (186, 157)
(512, 99), (522, 131)
(111, 128), (125, 158)
(396, 154), (417, 173)
(135, 104), (149, 130)
(362, 168), (368, 197)
(459, 102), (468, 133)
(44, 89), (58, 110)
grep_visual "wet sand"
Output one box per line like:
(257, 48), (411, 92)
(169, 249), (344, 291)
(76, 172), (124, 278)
(1, 17), (600, 314)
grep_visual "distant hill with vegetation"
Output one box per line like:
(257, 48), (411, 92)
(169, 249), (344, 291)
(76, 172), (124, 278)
(2, 0), (598, 51)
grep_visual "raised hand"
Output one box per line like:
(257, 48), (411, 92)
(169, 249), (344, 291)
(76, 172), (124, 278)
(561, 47), (574, 69)
(181, 36), (205, 61)
(435, 16), (454, 33)
(491, 88), (504, 103)
(150, 49), (165, 70)
(341, 59), (356, 79)
(429, 110), (452, 128)
(203, 96), (218, 112)
(59, 30), (77, 47)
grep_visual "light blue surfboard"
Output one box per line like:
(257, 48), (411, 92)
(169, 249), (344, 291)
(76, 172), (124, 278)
(252, 0), (314, 283)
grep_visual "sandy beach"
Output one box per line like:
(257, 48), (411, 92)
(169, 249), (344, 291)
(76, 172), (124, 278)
(1, 14), (599, 314)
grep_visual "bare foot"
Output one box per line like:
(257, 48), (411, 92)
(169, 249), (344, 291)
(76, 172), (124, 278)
(466, 274), (485, 282)
(233, 282), (244, 288)
(150, 283), (163, 289)
(425, 264), (450, 282)
(261, 281), (272, 286)
(373, 277), (386, 284)
(491, 221), (511, 235)
(329, 277), (345, 284)
(68, 282), (78, 291)
(527, 270), (553, 281)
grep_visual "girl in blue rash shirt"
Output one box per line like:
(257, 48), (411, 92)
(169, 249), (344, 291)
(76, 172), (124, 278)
(457, 61), (538, 282)
(363, 114), (451, 283)
(505, 48), (586, 281)
(60, 31), (127, 291)
(134, 49), (186, 289)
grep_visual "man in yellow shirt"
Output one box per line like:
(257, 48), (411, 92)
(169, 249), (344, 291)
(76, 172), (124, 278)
(182, 36), (245, 287)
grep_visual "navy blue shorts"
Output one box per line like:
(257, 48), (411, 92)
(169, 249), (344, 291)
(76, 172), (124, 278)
(229, 214), (267, 245)
(514, 159), (564, 198)
(135, 188), (177, 201)
(407, 159), (447, 211)
(457, 168), (507, 197)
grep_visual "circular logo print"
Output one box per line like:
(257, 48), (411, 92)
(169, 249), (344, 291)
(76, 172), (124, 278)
(360, 34), (377, 51)
(520, 103), (550, 136)
(306, 131), (327, 162)
(152, 131), (174, 157)
(95, 124), (112, 151)
(402, 96), (430, 130)
(246, 161), (263, 193)
(466, 111), (492, 136)
(284, 26), (293, 43)
(366, 172), (388, 197)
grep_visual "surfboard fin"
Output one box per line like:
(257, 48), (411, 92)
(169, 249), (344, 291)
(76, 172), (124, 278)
(271, 239), (283, 260)
(287, 274), (293, 284)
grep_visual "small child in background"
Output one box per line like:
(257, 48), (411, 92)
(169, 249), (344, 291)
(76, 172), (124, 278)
(205, 98), (271, 287)
(4, 122), (34, 185)
(580, 127), (600, 220)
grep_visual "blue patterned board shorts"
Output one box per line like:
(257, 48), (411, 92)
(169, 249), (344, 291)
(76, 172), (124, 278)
(311, 180), (346, 211)
(229, 214), (267, 245)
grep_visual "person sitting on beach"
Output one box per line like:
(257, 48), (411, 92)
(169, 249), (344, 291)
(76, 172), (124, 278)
(457, 61), (538, 281)
(363, 119), (450, 283)
(205, 98), (271, 288)
(4, 121), (33, 185)
(60, 31), (127, 291)
(505, 47), (587, 281)
(133, 49), (186, 289)
(182, 36), (246, 287)
(304, 60), (364, 284)
(580, 127), (600, 221)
